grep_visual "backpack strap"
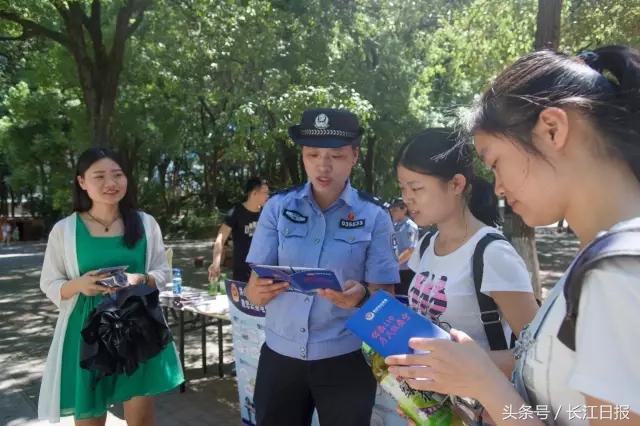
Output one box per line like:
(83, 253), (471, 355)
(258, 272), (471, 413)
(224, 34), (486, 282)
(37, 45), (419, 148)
(418, 231), (436, 258)
(420, 230), (514, 350)
(472, 233), (511, 351)
(557, 227), (640, 351)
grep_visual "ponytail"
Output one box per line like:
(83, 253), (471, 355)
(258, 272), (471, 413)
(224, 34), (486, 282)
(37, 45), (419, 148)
(464, 44), (640, 182)
(469, 176), (500, 227)
(581, 46), (640, 181)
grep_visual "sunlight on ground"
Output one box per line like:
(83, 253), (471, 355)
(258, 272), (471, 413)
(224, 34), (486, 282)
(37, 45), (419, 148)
(0, 253), (42, 260)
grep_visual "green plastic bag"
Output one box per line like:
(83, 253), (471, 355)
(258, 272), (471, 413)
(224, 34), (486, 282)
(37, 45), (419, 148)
(362, 343), (464, 426)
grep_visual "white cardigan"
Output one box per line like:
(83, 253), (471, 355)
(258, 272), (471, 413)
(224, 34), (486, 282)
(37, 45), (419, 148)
(38, 212), (171, 423)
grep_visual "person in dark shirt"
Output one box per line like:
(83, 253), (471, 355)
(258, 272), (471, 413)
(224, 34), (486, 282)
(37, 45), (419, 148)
(208, 177), (269, 282)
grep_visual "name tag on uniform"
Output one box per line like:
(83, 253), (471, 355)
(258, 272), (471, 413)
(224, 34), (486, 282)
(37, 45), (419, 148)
(283, 209), (308, 223)
(339, 219), (365, 229)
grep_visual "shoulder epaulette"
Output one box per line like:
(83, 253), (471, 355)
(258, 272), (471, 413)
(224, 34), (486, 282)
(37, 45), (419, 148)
(357, 190), (389, 209)
(272, 183), (305, 197)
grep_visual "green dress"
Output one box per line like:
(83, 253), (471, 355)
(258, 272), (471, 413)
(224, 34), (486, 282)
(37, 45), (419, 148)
(60, 215), (183, 419)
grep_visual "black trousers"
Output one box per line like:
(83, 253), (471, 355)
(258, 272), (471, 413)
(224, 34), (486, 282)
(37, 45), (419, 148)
(254, 344), (377, 426)
(395, 269), (415, 297)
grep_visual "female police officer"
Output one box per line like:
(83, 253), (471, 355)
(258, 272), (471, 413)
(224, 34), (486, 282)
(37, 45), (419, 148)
(245, 108), (399, 426)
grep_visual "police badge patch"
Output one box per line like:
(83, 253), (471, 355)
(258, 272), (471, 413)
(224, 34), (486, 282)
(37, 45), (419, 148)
(339, 218), (365, 229)
(283, 209), (308, 223)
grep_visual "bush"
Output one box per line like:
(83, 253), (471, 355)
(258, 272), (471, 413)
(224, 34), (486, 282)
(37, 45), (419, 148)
(168, 210), (221, 240)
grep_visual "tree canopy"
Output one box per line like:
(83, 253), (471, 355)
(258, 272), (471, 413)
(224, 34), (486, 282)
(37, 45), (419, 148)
(1, 0), (639, 235)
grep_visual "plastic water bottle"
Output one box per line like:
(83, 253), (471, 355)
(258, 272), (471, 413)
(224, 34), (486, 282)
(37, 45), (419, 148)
(172, 268), (182, 295)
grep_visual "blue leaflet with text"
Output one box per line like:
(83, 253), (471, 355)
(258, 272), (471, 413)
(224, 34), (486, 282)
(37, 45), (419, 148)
(249, 264), (343, 294)
(346, 291), (449, 357)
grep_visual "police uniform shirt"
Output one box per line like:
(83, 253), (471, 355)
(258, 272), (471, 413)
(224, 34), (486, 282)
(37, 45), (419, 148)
(393, 217), (419, 270)
(246, 181), (400, 361)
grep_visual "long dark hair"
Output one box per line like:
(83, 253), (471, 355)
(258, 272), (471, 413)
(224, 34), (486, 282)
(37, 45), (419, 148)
(395, 128), (500, 227)
(463, 45), (640, 180)
(73, 147), (143, 248)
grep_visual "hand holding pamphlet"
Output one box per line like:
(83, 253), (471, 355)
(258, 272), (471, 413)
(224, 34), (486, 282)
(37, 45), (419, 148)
(249, 264), (343, 295)
(94, 265), (130, 288)
(346, 290), (449, 357)
(347, 292), (463, 426)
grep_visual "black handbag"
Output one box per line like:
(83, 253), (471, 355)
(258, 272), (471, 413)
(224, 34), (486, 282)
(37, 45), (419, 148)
(80, 284), (172, 386)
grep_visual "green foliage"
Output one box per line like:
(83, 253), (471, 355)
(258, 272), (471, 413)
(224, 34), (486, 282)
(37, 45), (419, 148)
(1, 0), (639, 235)
(173, 209), (222, 240)
(0, 80), (78, 220)
(563, 0), (640, 49)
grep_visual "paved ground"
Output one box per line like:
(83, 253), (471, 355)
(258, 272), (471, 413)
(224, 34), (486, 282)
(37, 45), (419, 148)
(0, 229), (579, 426)
(1, 240), (240, 426)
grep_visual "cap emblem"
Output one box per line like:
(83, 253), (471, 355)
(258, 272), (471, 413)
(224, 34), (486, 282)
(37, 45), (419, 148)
(314, 113), (330, 130)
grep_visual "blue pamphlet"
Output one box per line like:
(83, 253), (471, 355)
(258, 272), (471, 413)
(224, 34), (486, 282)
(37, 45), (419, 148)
(249, 264), (343, 294)
(346, 291), (450, 358)
(95, 265), (129, 288)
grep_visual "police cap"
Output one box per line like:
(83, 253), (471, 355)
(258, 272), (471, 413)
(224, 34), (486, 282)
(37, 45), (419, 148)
(288, 108), (364, 148)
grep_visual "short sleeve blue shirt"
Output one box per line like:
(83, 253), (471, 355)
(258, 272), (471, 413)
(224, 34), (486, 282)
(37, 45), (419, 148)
(246, 181), (400, 360)
(393, 217), (419, 270)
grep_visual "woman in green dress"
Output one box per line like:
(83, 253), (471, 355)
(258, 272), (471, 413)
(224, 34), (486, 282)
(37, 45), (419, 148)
(39, 147), (183, 425)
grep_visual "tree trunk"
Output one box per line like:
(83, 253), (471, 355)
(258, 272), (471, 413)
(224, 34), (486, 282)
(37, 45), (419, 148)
(210, 148), (221, 208)
(266, 110), (300, 185)
(505, 0), (562, 300)
(0, 180), (7, 216)
(363, 135), (376, 193)
(88, 89), (117, 147)
(0, 1), (151, 147)
(276, 137), (301, 185)
(199, 103), (211, 210)
(157, 157), (170, 213)
(38, 162), (48, 214)
(9, 188), (17, 217)
(535, 0), (563, 50)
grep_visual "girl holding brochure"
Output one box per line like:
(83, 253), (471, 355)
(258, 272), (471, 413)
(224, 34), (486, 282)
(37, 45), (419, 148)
(395, 129), (539, 363)
(245, 108), (399, 426)
(38, 148), (183, 425)
(387, 45), (640, 424)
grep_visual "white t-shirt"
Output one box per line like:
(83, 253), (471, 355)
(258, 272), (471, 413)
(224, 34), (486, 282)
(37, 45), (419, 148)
(520, 220), (640, 423)
(407, 226), (533, 349)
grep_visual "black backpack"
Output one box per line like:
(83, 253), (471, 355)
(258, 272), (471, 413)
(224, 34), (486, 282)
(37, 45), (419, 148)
(557, 227), (640, 351)
(418, 231), (516, 350)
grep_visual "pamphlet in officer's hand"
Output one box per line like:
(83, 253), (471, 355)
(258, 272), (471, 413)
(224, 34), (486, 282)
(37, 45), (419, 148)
(94, 265), (130, 288)
(346, 291), (450, 358)
(249, 264), (343, 294)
